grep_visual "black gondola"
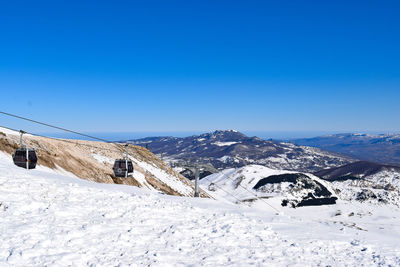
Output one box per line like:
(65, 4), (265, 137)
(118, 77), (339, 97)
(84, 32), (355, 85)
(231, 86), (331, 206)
(113, 144), (134, 178)
(113, 159), (134, 177)
(12, 130), (38, 170)
(13, 148), (37, 169)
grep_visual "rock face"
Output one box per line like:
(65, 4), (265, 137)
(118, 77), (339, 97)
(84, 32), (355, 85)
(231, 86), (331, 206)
(293, 133), (400, 166)
(315, 161), (400, 206)
(128, 130), (354, 175)
(0, 127), (207, 197)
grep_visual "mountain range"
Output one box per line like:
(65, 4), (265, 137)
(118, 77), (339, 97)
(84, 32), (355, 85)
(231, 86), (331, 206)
(128, 130), (400, 207)
(293, 133), (400, 166)
(128, 130), (354, 176)
(314, 161), (400, 205)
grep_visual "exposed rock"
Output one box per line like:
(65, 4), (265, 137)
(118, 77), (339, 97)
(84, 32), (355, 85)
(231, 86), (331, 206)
(356, 189), (377, 202)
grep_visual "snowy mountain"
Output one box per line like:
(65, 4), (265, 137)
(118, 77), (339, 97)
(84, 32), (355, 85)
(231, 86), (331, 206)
(202, 163), (400, 208)
(1, 151), (400, 265)
(200, 165), (338, 208)
(315, 161), (400, 205)
(293, 133), (400, 166)
(129, 130), (354, 177)
(0, 127), (204, 197)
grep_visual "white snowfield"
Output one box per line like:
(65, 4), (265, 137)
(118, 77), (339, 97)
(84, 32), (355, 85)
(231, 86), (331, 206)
(1, 153), (400, 266)
(212, 141), (238, 147)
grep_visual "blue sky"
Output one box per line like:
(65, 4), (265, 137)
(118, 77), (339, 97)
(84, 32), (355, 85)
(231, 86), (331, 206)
(0, 1), (399, 136)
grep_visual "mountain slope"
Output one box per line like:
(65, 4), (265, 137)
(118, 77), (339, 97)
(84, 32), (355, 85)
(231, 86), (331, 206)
(315, 161), (400, 205)
(0, 127), (204, 197)
(129, 130), (354, 174)
(200, 165), (338, 208)
(315, 161), (400, 182)
(293, 133), (400, 166)
(1, 153), (400, 266)
(201, 162), (400, 208)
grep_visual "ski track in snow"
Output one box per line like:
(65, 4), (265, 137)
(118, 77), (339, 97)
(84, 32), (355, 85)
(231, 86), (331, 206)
(1, 154), (400, 266)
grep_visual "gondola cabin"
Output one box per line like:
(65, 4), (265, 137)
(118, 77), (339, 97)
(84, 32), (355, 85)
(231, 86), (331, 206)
(13, 147), (37, 169)
(113, 159), (134, 178)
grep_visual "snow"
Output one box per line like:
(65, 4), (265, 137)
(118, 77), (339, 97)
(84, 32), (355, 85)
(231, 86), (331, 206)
(1, 153), (400, 266)
(91, 153), (114, 165)
(218, 155), (232, 163)
(212, 141), (238, 147)
(0, 127), (20, 136)
(267, 155), (288, 164)
(198, 165), (331, 206)
(0, 127), (35, 138)
(131, 158), (193, 196)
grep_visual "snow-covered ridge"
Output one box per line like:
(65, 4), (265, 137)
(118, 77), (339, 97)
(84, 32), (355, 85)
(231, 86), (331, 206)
(316, 161), (400, 206)
(212, 141), (238, 146)
(203, 163), (400, 208)
(0, 127), (202, 197)
(201, 165), (338, 208)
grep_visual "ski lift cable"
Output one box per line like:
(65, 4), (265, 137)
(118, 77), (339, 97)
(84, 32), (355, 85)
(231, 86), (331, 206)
(0, 111), (134, 155)
(0, 111), (279, 212)
(2, 125), (400, 226)
(3, 129), (265, 211)
(168, 161), (252, 207)
(200, 176), (249, 206)
(5, 112), (400, 222)
(214, 174), (280, 213)
(0, 124), (127, 155)
(0, 111), (111, 143)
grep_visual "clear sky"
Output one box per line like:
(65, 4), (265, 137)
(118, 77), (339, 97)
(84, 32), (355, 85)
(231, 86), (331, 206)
(0, 1), (399, 136)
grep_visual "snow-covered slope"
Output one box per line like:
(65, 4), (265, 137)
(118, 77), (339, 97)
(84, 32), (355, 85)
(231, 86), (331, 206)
(316, 161), (400, 206)
(201, 165), (338, 208)
(1, 152), (400, 266)
(0, 127), (204, 197)
(202, 163), (400, 209)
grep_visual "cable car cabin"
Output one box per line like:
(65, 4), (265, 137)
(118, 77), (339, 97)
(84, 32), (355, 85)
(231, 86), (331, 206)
(113, 159), (134, 177)
(13, 148), (38, 169)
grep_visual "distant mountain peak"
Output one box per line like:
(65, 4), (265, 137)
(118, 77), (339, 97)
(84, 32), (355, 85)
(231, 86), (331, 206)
(211, 129), (241, 135)
(129, 130), (353, 173)
(199, 130), (248, 140)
